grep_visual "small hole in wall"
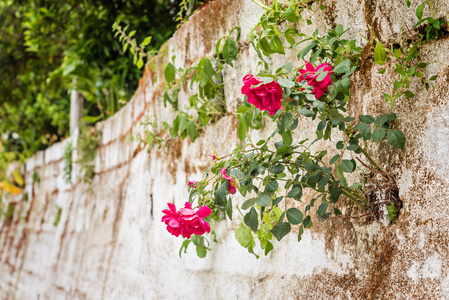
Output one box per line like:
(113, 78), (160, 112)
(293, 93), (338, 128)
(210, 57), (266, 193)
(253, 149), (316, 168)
(366, 175), (402, 225)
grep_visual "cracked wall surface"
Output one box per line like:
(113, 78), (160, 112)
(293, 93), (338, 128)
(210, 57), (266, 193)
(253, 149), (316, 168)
(1, 0), (449, 299)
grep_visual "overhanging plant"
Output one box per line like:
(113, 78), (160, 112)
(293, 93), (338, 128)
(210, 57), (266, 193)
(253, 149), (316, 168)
(158, 0), (439, 258)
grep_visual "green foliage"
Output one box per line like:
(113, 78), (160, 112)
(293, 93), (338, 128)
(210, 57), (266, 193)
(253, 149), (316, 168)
(63, 142), (73, 185)
(411, 0), (448, 41)
(387, 201), (398, 223)
(157, 27), (241, 143)
(76, 125), (101, 184)
(112, 21), (155, 69)
(135, 116), (164, 150)
(0, 0), (177, 161)
(53, 206), (62, 227)
(32, 170), (41, 185)
(371, 1), (445, 106)
(3, 202), (15, 224)
(178, 0), (436, 258)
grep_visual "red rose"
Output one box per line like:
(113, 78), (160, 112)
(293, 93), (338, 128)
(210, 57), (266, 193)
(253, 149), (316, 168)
(161, 202), (212, 239)
(297, 61), (333, 99)
(241, 74), (283, 116)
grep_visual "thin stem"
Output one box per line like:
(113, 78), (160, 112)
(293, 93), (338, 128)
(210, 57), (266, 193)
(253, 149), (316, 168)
(428, 0), (436, 19)
(251, 0), (271, 10)
(355, 157), (389, 180)
(340, 185), (367, 203)
(236, 205), (245, 218)
(341, 189), (365, 209)
(327, 210), (373, 221)
(358, 147), (385, 174)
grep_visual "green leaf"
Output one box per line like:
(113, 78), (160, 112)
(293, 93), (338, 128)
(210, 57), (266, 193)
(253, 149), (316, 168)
(287, 186), (302, 198)
(269, 35), (285, 54)
(300, 108), (315, 117)
(282, 131), (293, 147)
(333, 59), (351, 74)
(316, 71), (328, 82)
(329, 182), (342, 203)
(222, 37), (238, 65)
(238, 117), (247, 141)
(298, 225), (304, 242)
(258, 37), (274, 54)
(164, 63), (176, 83)
(272, 196), (283, 206)
(129, 30), (136, 38)
(341, 159), (356, 173)
(277, 78), (295, 88)
(387, 129), (405, 149)
(286, 208), (303, 225)
(285, 7), (298, 23)
(297, 40), (318, 60)
(256, 194), (272, 207)
(317, 203), (328, 216)
(265, 180), (279, 193)
(179, 240), (192, 257)
(347, 144), (359, 151)
(359, 115), (375, 124)
(353, 123), (371, 139)
(188, 121), (196, 141)
(416, 2), (425, 20)
(303, 215), (312, 228)
(196, 244), (207, 258)
(235, 223), (255, 249)
(374, 113), (397, 127)
(404, 90), (415, 98)
(215, 182), (227, 206)
(335, 24), (344, 35)
(271, 222), (291, 241)
(372, 128), (386, 142)
(264, 241), (273, 255)
(244, 207), (259, 232)
(178, 113), (187, 133)
(270, 164), (285, 174)
(329, 154), (340, 164)
(242, 198), (255, 210)
(225, 199), (233, 220)
(140, 36), (152, 47)
(374, 40), (387, 65)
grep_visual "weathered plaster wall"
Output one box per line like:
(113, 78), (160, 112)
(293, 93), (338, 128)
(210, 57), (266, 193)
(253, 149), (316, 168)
(1, 0), (449, 299)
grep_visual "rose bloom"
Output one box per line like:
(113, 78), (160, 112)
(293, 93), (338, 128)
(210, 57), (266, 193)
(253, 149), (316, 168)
(161, 202), (212, 239)
(297, 61), (333, 99)
(241, 74), (283, 116)
(220, 168), (237, 194)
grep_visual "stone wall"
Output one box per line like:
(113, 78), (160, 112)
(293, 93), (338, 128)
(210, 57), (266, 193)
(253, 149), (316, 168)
(1, 0), (449, 299)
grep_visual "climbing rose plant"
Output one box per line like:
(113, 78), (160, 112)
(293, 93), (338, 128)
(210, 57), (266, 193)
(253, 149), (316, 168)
(160, 0), (440, 258)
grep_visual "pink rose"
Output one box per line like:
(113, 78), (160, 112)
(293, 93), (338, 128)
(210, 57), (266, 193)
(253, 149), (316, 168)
(161, 202), (212, 239)
(241, 74), (283, 116)
(297, 61), (333, 99)
(188, 181), (198, 188)
(220, 168), (237, 194)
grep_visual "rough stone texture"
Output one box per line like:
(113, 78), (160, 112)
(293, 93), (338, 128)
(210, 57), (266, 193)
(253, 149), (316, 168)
(1, 0), (449, 299)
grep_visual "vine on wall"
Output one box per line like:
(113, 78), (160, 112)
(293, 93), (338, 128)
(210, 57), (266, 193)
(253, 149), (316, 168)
(157, 0), (446, 258)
